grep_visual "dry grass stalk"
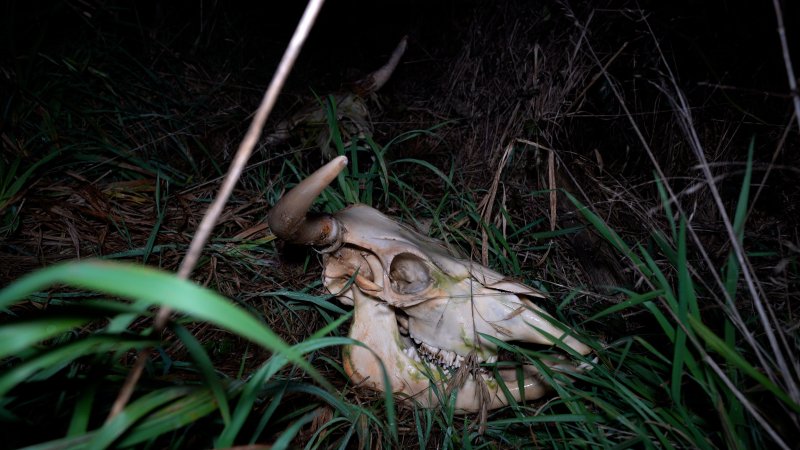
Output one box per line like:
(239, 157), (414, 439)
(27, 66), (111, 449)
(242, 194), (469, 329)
(107, 0), (328, 420)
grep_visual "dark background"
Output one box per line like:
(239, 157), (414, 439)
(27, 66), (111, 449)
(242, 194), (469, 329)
(2, 0), (796, 94)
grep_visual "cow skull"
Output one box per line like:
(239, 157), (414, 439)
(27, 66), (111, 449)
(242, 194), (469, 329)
(268, 156), (592, 412)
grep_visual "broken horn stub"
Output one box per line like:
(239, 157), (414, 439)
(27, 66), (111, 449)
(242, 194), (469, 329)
(267, 156), (348, 248)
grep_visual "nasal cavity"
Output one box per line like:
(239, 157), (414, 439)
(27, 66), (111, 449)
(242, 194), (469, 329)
(389, 253), (432, 295)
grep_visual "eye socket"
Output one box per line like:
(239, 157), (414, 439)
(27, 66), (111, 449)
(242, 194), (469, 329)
(389, 253), (432, 295)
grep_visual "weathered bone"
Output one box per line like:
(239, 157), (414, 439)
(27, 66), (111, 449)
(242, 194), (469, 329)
(270, 156), (592, 412)
(262, 36), (408, 155)
(268, 156), (346, 248)
(353, 36), (408, 94)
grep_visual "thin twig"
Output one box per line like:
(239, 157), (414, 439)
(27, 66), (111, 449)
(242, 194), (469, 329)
(106, 0), (327, 421)
(772, 0), (800, 133)
(478, 102), (520, 266)
(747, 112), (795, 222)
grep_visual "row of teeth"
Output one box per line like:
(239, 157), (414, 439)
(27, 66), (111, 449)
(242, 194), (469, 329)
(405, 336), (498, 371)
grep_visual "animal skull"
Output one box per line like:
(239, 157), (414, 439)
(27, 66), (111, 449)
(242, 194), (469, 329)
(269, 156), (592, 412)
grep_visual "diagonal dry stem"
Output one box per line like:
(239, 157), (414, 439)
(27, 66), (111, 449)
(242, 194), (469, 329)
(771, 0), (800, 133)
(561, 4), (796, 447)
(643, 12), (800, 407)
(106, 0), (327, 421)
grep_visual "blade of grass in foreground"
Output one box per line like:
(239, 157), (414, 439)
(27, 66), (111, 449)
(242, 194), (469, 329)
(0, 260), (330, 391)
(172, 324), (232, 426)
(0, 336), (154, 399)
(22, 386), (224, 450)
(688, 315), (800, 414)
(0, 317), (89, 359)
(86, 387), (194, 449)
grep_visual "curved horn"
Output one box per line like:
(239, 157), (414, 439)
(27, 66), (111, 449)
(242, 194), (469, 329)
(371, 36), (408, 91)
(268, 156), (348, 247)
(354, 36), (407, 95)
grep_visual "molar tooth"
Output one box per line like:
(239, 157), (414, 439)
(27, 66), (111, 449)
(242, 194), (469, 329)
(487, 355), (498, 363)
(421, 344), (439, 363)
(420, 343), (432, 357)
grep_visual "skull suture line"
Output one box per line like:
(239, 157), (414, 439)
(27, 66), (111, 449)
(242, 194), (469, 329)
(269, 156), (592, 412)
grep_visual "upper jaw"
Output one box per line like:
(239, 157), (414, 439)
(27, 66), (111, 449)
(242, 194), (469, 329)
(402, 278), (592, 360)
(344, 281), (591, 412)
(320, 216), (591, 411)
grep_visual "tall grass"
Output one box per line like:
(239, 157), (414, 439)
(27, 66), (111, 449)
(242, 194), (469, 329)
(552, 156), (798, 448)
(3, 113), (797, 449)
(2, 3), (798, 448)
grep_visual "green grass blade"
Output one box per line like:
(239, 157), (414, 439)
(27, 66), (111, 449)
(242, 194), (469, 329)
(0, 336), (154, 398)
(724, 138), (753, 300)
(271, 409), (318, 450)
(261, 290), (347, 314)
(172, 324), (231, 426)
(218, 358), (285, 446)
(671, 218), (691, 402)
(389, 158), (458, 192)
(585, 289), (664, 322)
(688, 315), (800, 414)
(25, 387), (226, 450)
(142, 174), (165, 265)
(732, 139), (754, 240)
(86, 387), (192, 449)
(0, 317), (89, 359)
(67, 384), (97, 437)
(654, 173), (678, 241)
(0, 260), (328, 391)
(0, 151), (60, 209)
(486, 413), (588, 426)
(118, 386), (226, 446)
(565, 191), (635, 260)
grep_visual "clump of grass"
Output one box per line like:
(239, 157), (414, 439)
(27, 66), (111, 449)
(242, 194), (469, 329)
(0, 260), (341, 448)
(547, 156), (798, 448)
(3, 91), (797, 449)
